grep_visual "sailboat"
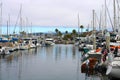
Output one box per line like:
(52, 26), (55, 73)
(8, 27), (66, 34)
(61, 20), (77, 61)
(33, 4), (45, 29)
(105, 0), (120, 79)
(106, 34), (120, 79)
(106, 56), (120, 79)
(81, 10), (102, 74)
(18, 5), (30, 50)
(0, 3), (11, 55)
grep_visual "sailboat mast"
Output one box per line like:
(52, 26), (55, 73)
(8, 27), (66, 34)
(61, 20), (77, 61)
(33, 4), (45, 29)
(8, 14), (10, 35)
(31, 22), (32, 37)
(116, 0), (120, 33)
(26, 17), (28, 37)
(93, 10), (96, 50)
(0, 2), (2, 37)
(6, 21), (8, 36)
(93, 10), (95, 31)
(87, 24), (89, 32)
(113, 0), (116, 32)
(99, 10), (102, 31)
(78, 13), (80, 43)
(101, 5), (104, 36)
(19, 4), (22, 33)
(104, 0), (107, 31)
(117, 2), (120, 30)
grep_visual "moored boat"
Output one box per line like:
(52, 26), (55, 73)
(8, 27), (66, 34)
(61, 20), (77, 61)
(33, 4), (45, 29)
(106, 57), (120, 79)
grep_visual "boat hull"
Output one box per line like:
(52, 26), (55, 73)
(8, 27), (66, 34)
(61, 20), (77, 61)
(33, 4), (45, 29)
(81, 58), (98, 74)
(106, 57), (120, 79)
(109, 67), (120, 78)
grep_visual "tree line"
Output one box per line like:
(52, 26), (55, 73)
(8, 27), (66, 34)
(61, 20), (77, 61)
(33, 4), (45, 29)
(55, 25), (91, 40)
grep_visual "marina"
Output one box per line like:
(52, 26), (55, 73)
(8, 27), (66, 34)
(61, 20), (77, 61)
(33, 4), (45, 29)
(0, 44), (109, 80)
(0, 0), (120, 80)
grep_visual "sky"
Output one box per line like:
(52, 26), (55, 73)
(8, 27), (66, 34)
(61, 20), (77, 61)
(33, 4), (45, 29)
(0, 0), (118, 28)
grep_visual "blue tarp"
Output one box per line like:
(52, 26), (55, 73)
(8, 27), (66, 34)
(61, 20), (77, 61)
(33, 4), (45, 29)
(0, 37), (18, 42)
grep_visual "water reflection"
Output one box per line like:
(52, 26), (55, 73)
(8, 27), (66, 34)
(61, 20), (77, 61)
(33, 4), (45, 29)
(55, 45), (61, 61)
(0, 44), (110, 80)
(72, 46), (76, 59)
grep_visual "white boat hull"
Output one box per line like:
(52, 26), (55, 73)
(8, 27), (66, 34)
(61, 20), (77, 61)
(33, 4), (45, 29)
(106, 57), (120, 78)
(107, 66), (120, 78)
(19, 45), (30, 50)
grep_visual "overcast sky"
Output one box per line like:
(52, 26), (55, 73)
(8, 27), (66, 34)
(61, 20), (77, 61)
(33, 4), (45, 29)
(0, 0), (116, 27)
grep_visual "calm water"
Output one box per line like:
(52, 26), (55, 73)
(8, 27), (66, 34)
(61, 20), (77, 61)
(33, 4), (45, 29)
(0, 44), (108, 80)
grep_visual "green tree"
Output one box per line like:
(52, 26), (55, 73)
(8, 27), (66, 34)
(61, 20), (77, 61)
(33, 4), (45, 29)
(80, 25), (84, 36)
(65, 31), (68, 34)
(72, 29), (77, 35)
(55, 28), (59, 34)
(63, 34), (72, 40)
(72, 29), (77, 40)
(20, 31), (26, 35)
(58, 31), (62, 37)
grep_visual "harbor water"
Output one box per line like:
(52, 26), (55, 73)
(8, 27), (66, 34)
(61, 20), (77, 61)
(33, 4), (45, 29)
(0, 44), (109, 80)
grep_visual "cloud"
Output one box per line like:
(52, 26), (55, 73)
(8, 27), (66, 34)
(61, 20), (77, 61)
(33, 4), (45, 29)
(0, 0), (115, 28)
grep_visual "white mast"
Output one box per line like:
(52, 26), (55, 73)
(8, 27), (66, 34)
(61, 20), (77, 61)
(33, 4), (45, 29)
(93, 10), (95, 32)
(7, 21), (8, 36)
(78, 13), (80, 34)
(99, 9), (102, 31)
(78, 13), (80, 43)
(93, 10), (96, 50)
(101, 5), (104, 36)
(0, 2), (2, 37)
(116, 0), (120, 34)
(31, 22), (32, 37)
(8, 14), (10, 35)
(19, 4), (22, 34)
(113, 0), (116, 32)
(26, 17), (28, 36)
(104, 0), (107, 31)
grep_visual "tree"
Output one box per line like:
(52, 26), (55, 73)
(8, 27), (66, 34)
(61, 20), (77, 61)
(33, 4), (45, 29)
(72, 29), (77, 35)
(63, 34), (72, 40)
(80, 25), (84, 36)
(55, 28), (59, 34)
(71, 29), (77, 41)
(65, 31), (68, 34)
(72, 29), (77, 38)
(86, 29), (88, 32)
(20, 31), (26, 35)
(58, 31), (62, 37)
